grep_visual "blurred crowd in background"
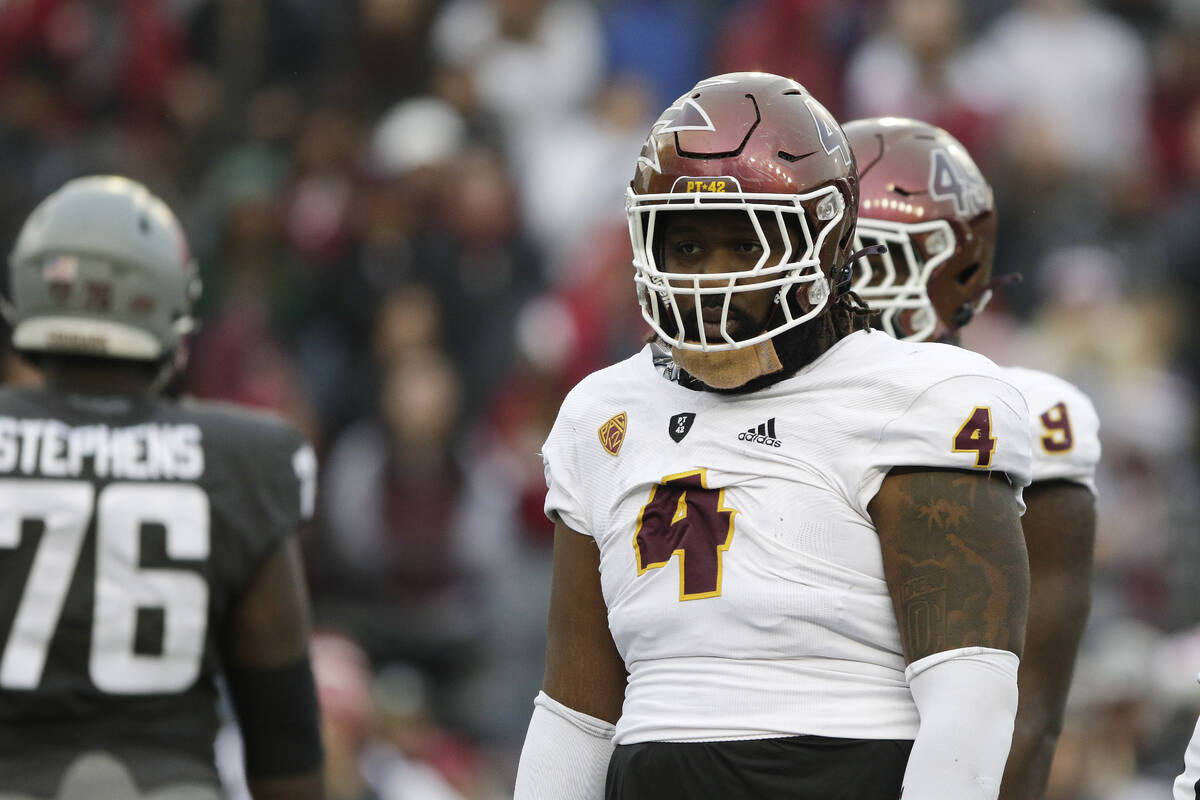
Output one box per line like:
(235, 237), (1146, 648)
(1, 0), (1199, 797)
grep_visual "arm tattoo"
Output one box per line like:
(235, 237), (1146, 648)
(875, 469), (1029, 663)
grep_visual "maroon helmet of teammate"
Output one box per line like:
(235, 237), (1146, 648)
(844, 117), (997, 342)
(627, 72), (859, 354)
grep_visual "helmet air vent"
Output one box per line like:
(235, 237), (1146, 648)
(956, 263), (980, 285)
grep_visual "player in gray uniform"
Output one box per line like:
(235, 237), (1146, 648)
(0, 177), (324, 800)
(845, 117), (1101, 800)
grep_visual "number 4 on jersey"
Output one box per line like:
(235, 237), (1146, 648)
(634, 470), (737, 600)
(953, 406), (996, 468)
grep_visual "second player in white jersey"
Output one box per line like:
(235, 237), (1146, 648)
(543, 330), (1033, 744)
(1003, 366), (1100, 493)
(845, 116), (1102, 800)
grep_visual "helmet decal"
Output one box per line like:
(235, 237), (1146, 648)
(637, 117), (668, 175)
(928, 146), (990, 217)
(638, 94), (723, 175)
(659, 98), (717, 135)
(691, 76), (740, 89)
(805, 98), (852, 169)
(43, 255), (79, 305)
(671, 176), (740, 194)
(637, 77), (761, 175)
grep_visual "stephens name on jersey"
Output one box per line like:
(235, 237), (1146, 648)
(0, 418), (204, 481)
(541, 329), (1033, 746)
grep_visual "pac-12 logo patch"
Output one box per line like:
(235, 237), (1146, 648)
(598, 412), (628, 456)
(669, 412), (696, 443)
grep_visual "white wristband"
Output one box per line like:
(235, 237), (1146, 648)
(901, 646), (1020, 800)
(514, 691), (616, 800)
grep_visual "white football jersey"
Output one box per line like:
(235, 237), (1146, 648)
(542, 329), (1033, 744)
(1001, 366), (1100, 494)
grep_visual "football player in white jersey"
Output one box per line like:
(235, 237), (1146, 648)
(514, 73), (1034, 800)
(843, 117), (1101, 800)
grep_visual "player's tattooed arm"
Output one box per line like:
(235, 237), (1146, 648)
(870, 467), (1029, 662)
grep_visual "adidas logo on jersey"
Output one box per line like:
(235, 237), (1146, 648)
(737, 418), (782, 447)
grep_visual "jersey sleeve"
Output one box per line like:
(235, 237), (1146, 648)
(854, 374), (1034, 517)
(209, 412), (317, 591)
(1022, 377), (1101, 495)
(256, 422), (316, 547)
(541, 390), (592, 536)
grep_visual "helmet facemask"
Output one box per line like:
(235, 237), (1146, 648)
(851, 218), (958, 341)
(628, 182), (847, 353)
(625, 72), (860, 389)
(844, 117), (999, 344)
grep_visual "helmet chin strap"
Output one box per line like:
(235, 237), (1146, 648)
(150, 339), (192, 395)
(149, 354), (177, 394)
(951, 300), (977, 330)
(841, 244), (887, 297)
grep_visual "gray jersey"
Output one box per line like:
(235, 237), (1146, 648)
(0, 387), (315, 795)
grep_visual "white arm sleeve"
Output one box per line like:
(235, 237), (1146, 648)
(901, 647), (1020, 800)
(514, 691), (615, 800)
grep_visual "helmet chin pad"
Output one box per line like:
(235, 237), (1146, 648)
(671, 340), (784, 389)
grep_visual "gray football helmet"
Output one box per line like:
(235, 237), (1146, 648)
(6, 176), (200, 361)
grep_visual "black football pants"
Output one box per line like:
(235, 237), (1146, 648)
(606, 734), (913, 799)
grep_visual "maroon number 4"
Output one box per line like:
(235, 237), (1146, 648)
(953, 406), (996, 468)
(633, 470), (737, 600)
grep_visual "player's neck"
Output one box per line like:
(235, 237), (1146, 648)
(40, 357), (162, 398)
(932, 332), (962, 347)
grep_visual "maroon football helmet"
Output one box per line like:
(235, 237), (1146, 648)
(627, 73), (858, 352)
(843, 117), (997, 342)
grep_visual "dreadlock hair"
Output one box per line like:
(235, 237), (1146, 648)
(828, 289), (879, 338)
